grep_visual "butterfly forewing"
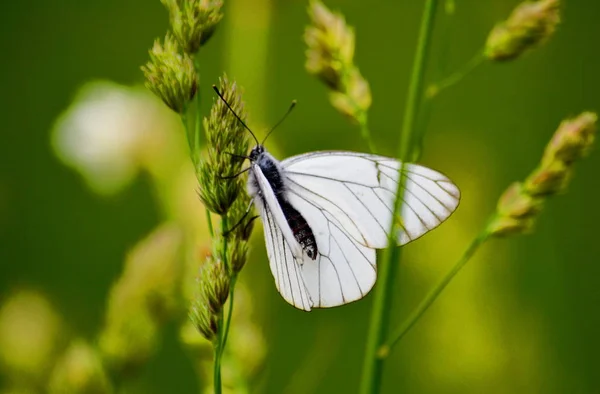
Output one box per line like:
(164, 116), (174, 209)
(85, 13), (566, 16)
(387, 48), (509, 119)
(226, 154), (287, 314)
(261, 203), (313, 311)
(282, 151), (460, 247)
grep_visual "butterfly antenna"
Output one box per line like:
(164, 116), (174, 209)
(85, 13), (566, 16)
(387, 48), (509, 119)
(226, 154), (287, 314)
(262, 100), (297, 144)
(212, 85), (259, 146)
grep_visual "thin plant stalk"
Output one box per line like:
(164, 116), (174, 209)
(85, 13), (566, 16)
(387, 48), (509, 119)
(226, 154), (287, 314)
(426, 51), (485, 99)
(378, 231), (489, 356)
(212, 215), (230, 393)
(213, 310), (224, 394)
(181, 108), (194, 169)
(357, 111), (377, 154)
(359, 237), (403, 394)
(359, 1), (439, 393)
(398, 1), (438, 161)
(220, 274), (237, 350)
(414, 19), (483, 160)
(412, 0), (452, 161)
(206, 209), (215, 237)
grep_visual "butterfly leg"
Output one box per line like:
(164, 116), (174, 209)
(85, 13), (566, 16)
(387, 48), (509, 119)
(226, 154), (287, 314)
(224, 199), (256, 238)
(218, 167), (250, 179)
(224, 151), (250, 161)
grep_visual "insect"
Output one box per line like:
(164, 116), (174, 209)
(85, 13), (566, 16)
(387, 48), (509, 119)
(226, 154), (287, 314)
(214, 87), (460, 311)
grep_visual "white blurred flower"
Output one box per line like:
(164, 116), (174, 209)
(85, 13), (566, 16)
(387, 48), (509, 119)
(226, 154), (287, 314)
(51, 81), (177, 195)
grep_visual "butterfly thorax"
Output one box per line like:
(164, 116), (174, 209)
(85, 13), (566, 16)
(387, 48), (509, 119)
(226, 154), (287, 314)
(251, 147), (286, 197)
(248, 145), (318, 260)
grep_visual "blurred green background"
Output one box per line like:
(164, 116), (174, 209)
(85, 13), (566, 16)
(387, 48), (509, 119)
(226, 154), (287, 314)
(1, 0), (599, 393)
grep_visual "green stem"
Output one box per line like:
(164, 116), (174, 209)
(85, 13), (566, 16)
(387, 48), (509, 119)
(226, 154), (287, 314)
(180, 110), (195, 170)
(415, 51), (484, 160)
(426, 51), (484, 99)
(221, 274), (237, 350)
(360, 235), (404, 394)
(206, 209), (215, 238)
(212, 216), (230, 394)
(398, 1), (437, 162)
(410, 0), (453, 162)
(213, 310), (224, 394)
(358, 111), (377, 154)
(360, 1), (438, 393)
(379, 231), (489, 356)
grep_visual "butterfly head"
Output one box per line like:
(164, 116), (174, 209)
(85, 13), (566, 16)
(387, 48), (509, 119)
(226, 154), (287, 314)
(249, 145), (266, 162)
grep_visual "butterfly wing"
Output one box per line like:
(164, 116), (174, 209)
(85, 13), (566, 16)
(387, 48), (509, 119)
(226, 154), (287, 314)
(251, 162), (312, 311)
(260, 204), (313, 311)
(282, 151), (460, 248)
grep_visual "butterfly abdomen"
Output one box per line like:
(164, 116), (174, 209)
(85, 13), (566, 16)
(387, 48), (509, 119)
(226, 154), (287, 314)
(279, 199), (318, 260)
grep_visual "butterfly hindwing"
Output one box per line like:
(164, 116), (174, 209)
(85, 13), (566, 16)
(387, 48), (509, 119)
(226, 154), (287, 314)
(288, 192), (377, 308)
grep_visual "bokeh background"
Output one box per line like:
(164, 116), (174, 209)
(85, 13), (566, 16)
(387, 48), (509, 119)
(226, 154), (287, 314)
(1, 0), (600, 393)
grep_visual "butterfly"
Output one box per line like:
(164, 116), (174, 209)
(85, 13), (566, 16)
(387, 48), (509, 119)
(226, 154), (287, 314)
(215, 88), (460, 311)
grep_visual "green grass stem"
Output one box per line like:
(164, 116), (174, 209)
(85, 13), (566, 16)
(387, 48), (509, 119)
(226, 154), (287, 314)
(359, 1), (439, 393)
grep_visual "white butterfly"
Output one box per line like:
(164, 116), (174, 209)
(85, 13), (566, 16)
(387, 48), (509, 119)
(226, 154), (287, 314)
(246, 146), (460, 311)
(213, 87), (460, 311)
